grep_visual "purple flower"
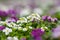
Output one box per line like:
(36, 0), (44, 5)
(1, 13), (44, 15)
(0, 26), (5, 30)
(54, 0), (60, 6)
(47, 16), (52, 21)
(5, 17), (18, 22)
(34, 37), (42, 40)
(11, 17), (19, 21)
(31, 28), (44, 38)
(51, 18), (58, 22)
(7, 9), (17, 17)
(52, 25), (60, 38)
(42, 16), (48, 21)
(0, 10), (8, 17)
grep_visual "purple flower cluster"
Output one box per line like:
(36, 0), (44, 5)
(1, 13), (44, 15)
(6, 17), (18, 22)
(42, 16), (58, 22)
(52, 25), (60, 38)
(0, 26), (5, 30)
(0, 10), (8, 17)
(31, 28), (44, 40)
(0, 9), (17, 17)
(0, 9), (19, 21)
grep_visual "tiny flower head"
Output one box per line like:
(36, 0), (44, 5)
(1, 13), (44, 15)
(23, 28), (28, 31)
(3, 27), (12, 35)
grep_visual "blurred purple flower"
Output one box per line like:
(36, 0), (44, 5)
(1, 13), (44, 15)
(7, 9), (17, 17)
(52, 25), (60, 38)
(31, 28), (44, 38)
(42, 16), (57, 22)
(11, 17), (19, 21)
(51, 18), (58, 22)
(0, 26), (5, 30)
(54, 0), (60, 6)
(34, 37), (42, 40)
(42, 16), (48, 21)
(47, 16), (52, 21)
(0, 10), (8, 17)
(5, 17), (18, 22)
(31, 28), (44, 40)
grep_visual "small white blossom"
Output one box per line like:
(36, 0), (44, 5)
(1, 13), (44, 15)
(27, 13), (41, 22)
(29, 26), (33, 29)
(7, 37), (12, 40)
(41, 27), (45, 31)
(41, 27), (48, 31)
(13, 37), (18, 40)
(17, 17), (27, 23)
(3, 27), (12, 35)
(6, 22), (16, 27)
(18, 27), (22, 30)
(0, 21), (6, 25)
(23, 28), (27, 31)
(7, 36), (18, 40)
(13, 26), (18, 29)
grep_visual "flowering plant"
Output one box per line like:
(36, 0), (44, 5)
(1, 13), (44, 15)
(0, 13), (58, 40)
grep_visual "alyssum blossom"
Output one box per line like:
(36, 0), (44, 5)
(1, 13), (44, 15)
(7, 36), (18, 40)
(3, 27), (12, 35)
(27, 13), (41, 22)
(17, 17), (27, 23)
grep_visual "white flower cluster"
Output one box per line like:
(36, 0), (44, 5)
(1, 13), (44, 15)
(27, 13), (41, 22)
(1, 13), (40, 36)
(3, 27), (12, 35)
(41, 27), (48, 31)
(7, 36), (18, 40)
(5, 22), (33, 32)
(17, 17), (27, 23)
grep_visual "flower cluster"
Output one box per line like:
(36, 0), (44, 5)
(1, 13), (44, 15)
(42, 16), (58, 22)
(0, 13), (58, 40)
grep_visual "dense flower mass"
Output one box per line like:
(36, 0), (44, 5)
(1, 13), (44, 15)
(31, 28), (44, 37)
(0, 13), (59, 40)
(42, 16), (58, 22)
(31, 28), (44, 40)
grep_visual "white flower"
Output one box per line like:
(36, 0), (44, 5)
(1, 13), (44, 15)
(6, 22), (16, 27)
(29, 26), (33, 29)
(13, 26), (18, 29)
(17, 17), (27, 23)
(0, 21), (6, 25)
(27, 13), (41, 22)
(41, 27), (45, 31)
(3, 27), (12, 35)
(23, 28), (27, 31)
(18, 27), (22, 30)
(34, 8), (43, 15)
(7, 37), (12, 40)
(41, 27), (48, 31)
(7, 36), (18, 40)
(13, 37), (18, 40)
